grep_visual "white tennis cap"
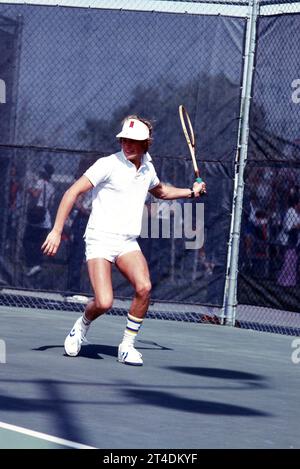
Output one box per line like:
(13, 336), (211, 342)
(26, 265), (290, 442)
(116, 118), (150, 141)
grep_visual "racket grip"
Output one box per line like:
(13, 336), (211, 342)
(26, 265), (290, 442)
(195, 177), (206, 197)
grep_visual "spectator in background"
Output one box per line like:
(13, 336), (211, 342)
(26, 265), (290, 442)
(67, 190), (92, 293)
(277, 195), (300, 287)
(256, 169), (273, 207)
(241, 190), (269, 277)
(5, 164), (22, 253)
(23, 163), (55, 277)
(67, 158), (94, 293)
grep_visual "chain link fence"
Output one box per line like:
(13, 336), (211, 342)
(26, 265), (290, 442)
(0, 0), (300, 334)
(236, 0), (300, 333)
(0, 0), (244, 313)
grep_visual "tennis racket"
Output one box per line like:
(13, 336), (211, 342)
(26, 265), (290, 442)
(179, 105), (203, 184)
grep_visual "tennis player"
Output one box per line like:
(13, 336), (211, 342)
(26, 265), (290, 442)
(42, 115), (206, 366)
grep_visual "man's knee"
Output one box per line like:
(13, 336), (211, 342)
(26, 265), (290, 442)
(94, 296), (113, 311)
(136, 280), (152, 298)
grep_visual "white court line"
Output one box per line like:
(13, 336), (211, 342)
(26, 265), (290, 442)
(0, 421), (96, 449)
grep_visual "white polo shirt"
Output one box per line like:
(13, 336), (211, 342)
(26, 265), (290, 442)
(84, 150), (160, 236)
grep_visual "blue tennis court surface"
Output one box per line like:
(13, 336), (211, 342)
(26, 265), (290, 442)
(0, 305), (299, 449)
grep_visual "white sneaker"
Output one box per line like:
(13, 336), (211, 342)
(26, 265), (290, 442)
(118, 343), (143, 366)
(26, 265), (42, 277)
(64, 317), (89, 357)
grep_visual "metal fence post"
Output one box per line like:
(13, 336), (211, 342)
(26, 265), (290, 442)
(223, 0), (260, 326)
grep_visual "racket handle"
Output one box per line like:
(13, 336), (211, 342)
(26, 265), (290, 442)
(195, 177), (206, 197)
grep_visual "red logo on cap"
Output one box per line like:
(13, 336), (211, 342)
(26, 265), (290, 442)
(129, 121), (134, 128)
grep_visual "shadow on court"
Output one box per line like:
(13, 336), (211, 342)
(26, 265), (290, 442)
(122, 389), (271, 416)
(166, 366), (266, 381)
(32, 340), (172, 359)
(0, 380), (85, 445)
(32, 344), (117, 359)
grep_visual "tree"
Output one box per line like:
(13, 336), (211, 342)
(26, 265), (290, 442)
(78, 72), (257, 163)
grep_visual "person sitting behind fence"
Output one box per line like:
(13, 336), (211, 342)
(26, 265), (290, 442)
(23, 163), (55, 277)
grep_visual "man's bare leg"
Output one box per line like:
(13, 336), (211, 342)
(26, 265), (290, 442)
(64, 258), (113, 356)
(116, 250), (151, 365)
(85, 258), (113, 320)
(116, 250), (151, 319)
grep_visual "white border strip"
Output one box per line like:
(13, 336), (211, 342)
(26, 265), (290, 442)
(2, 0), (300, 17)
(0, 0), (249, 18)
(261, 3), (300, 15)
(0, 421), (96, 449)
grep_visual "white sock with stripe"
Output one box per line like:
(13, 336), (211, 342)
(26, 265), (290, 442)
(81, 313), (91, 329)
(121, 313), (143, 347)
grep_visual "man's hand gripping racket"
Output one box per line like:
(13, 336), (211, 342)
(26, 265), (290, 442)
(179, 105), (206, 197)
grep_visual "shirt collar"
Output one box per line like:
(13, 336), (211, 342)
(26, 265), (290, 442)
(143, 152), (152, 163)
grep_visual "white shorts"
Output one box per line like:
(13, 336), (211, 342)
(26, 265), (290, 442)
(85, 230), (141, 263)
